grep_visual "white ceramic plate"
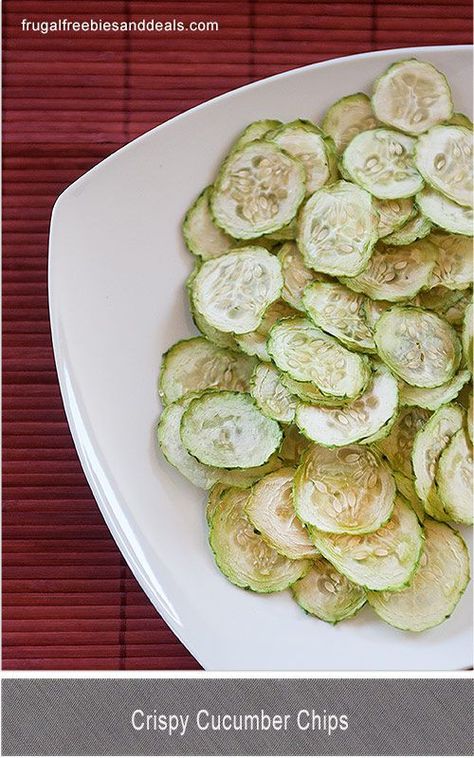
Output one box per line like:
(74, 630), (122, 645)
(49, 46), (473, 671)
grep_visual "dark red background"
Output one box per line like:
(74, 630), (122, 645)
(2, 0), (473, 670)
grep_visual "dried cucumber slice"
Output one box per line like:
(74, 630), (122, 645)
(296, 364), (398, 447)
(375, 197), (415, 238)
(343, 129), (423, 199)
(159, 337), (254, 405)
(245, 468), (318, 560)
(181, 390), (282, 469)
(341, 240), (437, 302)
(372, 59), (453, 136)
(309, 496), (423, 591)
(183, 187), (235, 260)
(377, 406), (431, 478)
(191, 247), (283, 334)
(221, 454), (284, 489)
(412, 403), (464, 521)
(414, 284), (463, 314)
(444, 288), (472, 326)
(278, 242), (321, 311)
(209, 486), (309, 592)
(380, 213), (431, 246)
(448, 112), (473, 130)
(236, 299), (295, 361)
(291, 557), (366, 623)
(231, 119), (282, 152)
(264, 219), (297, 242)
(211, 140), (305, 239)
(280, 374), (348, 407)
(192, 306), (240, 351)
(279, 424), (312, 465)
(303, 282), (375, 353)
(294, 444), (395, 534)
(374, 306), (461, 387)
(297, 180), (378, 277)
(416, 187), (473, 236)
(268, 119), (338, 194)
(428, 232), (473, 290)
(399, 369), (471, 410)
(363, 298), (391, 330)
(206, 482), (229, 525)
(415, 126), (473, 208)
(367, 519), (469, 632)
(393, 471), (426, 524)
(158, 395), (219, 489)
(462, 302), (473, 367)
(436, 427), (473, 525)
(322, 93), (378, 153)
(250, 362), (297, 424)
(268, 316), (371, 400)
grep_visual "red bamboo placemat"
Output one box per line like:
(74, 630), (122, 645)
(3, 0), (473, 671)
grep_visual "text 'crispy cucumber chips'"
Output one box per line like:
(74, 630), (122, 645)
(157, 57), (472, 631)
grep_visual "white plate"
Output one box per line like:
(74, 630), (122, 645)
(49, 46), (473, 671)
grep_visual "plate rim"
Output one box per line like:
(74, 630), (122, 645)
(48, 44), (473, 671)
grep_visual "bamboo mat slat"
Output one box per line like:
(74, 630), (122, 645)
(2, 0), (472, 671)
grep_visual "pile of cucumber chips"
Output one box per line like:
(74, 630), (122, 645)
(158, 59), (472, 632)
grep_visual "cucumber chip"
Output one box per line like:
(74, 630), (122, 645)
(236, 299), (296, 361)
(380, 213), (431, 246)
(428, 232), (473, 290)
(268, 316), (371, 400)
(246, 468), (318, 560)
(436, 427), (473, 525)
(322, 92), (378, 153)
(367, 519), (469, 632)
(231, 119), (283, 152)
(191, 247), (283, 334)
(268, 119), (338, 194)
(280, 374), (348, 406)
(375, 197), (415, 238)
(342, 129), (424, 199)
(159, 337), (255, 405)
(303, 282), (376, 353)
(415, 126), (473, 208)
(211, 140), (306, 239)
(294, 444), (396, 534)
(444, 289), (472, 327)
(157, 395), (219, 489)
(206, 482), (230, 525)
(250, 362), (297, 424)
(393, 471), (426, 524)
(297, 180), (378, 277)
(279, 424), (312, 465)
(291, 557), (367, 624)
(372, 59), (454, 136)
(220, 453), (284, 489)
(412, 403), (464, 521)
(209, 486), (310, 593)
(374, 306), (462, 387)
(468, 393), (473, 444)
(309, 496), (423, 591)
(398, 369), (471, 411)
(181, 391), (282, 469)
(363, 298), (392, 330)
(278, 242), (322, 312)
(183, 187), (235, 260)
(296, 364), (398, 447)
(341, 240), (437, 302)
(416, 187), (473, 236)
(448, 112), (473, 130)
(376, 406), (432, 479)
